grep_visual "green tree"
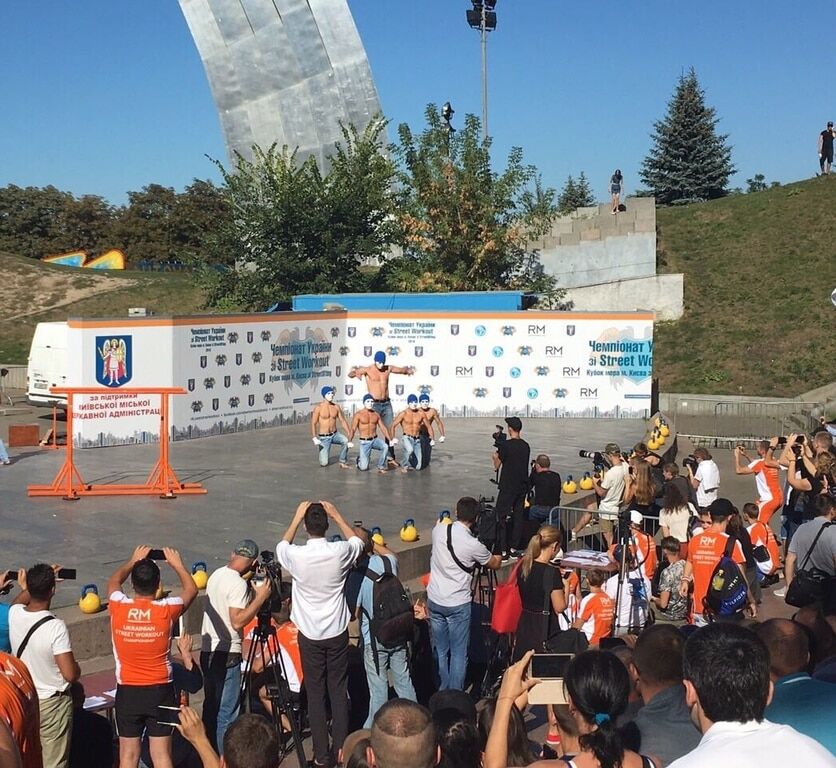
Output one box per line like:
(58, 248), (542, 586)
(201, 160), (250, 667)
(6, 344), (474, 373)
(0, 185), (75, 258)
(745, 173), (768, 193)
(197, 117), (399, 311)
(111, 184), (179, 263)
(640, 68), (735, 204)
(380, 104), (557, 295)
(557, 171), (594, 214)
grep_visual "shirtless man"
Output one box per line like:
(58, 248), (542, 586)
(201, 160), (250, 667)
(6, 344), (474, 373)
(348, 350), (414, 431)
(310, 385), (353, 468)
(348, 394), (394, 473)
(417, 392), (445, 468)
(392, 394), (435, 473)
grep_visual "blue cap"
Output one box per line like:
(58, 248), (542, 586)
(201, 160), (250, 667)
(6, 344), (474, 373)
(374, 351), (386, 364)
(407, 394), (418, 404)
(321, 385), (335, 398)
(363, 393), (375, 403)
(418, 393), (430, 402)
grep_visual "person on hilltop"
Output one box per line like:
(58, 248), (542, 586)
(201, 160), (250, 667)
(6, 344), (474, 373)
(610, 169), (624, 214)
(818, 120), (835, 176)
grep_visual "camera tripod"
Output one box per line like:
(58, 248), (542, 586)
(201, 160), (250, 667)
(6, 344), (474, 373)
(238, 578), (306, 767)
(610, 515), (652, 636)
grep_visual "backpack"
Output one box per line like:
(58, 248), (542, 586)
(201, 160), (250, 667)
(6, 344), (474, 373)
(703, 536), (748, 618)
(361, 558), (414, 662)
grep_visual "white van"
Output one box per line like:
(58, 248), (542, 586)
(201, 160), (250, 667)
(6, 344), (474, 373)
(27, 322), (69, 407)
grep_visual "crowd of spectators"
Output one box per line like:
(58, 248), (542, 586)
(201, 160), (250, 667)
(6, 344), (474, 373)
(1, 420), (835, 768)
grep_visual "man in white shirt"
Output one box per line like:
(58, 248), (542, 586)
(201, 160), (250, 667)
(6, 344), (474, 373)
(276, 500), (363, 768)
(427, 496), (500, 690)
(9, 563), (81, 768)
(687, 448), (720, 510)
(200, 539), (271, 753)
(669, 622), (834, 767)
(572, 443), (629, 548)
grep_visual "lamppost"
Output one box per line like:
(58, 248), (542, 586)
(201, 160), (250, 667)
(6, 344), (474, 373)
(441, 101), (455, 154)
(465, 0), (497, 139)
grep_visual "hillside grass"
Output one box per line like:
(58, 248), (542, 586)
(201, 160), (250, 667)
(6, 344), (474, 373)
(0, 251), (205, 364)
(654, 177), (836, 397)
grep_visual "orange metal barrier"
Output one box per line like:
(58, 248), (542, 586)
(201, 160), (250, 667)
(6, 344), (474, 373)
(28, 387), (206, 500)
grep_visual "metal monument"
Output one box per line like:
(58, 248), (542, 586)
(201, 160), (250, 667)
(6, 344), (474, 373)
(178, 0), (382, 168)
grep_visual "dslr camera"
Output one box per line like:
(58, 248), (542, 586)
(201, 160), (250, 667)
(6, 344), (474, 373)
(578, 449), (611, 474)
(492, 425), (506, 449)
(682, 454), (698, 473)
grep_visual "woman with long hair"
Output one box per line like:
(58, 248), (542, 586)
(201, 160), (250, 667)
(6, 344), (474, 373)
(623, 461), (656, 515)
(513, 526), (566, 660)
(659, 480), (695, 542)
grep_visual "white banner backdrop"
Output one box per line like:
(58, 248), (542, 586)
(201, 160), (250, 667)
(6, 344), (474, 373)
(66, 310), (653, 447)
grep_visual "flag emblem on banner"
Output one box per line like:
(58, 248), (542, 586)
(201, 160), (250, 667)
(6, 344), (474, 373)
(468, 346), (477, 356)
(485, 366), (494, 377)
(415, 346), (424, 357)
(395, 384), (404, 395)
(228, 332), (238, 343)
(348, 327), (357, 337)
(510, 367), (521, 378)
(475, 325), (487, 337)
(554, 388), (568, 398)
(235, 353), (243, 365)
(492, 346), (504, 358)
(216, 354), (227, 366)
(259, 372), (266, 384)
(264, 393), (274, 403)
(566, 325), (576, 336)
(501, 326), (516, 336)
(261, 330), (271, 341)
(474, 387), (488, 398)
(252, 351), (262, 363)
(200, 355), (207, 368)
(331, 327), (340, 337)
(240, 374), (251, 385)
(229, 396), (240, 408)
(503, 387), (512, 398)
(187, 379), (195, 392)
(430, 366), (440, 376)
(364, 346), (372, 357)
(518, 346), (532, 356)
(336, 365), (341, 377)
(191, 400), (202, 412)
(203, 377), (215, 390)
(345, 385), (354, 395)
(450, 324), (460, 335)
(535, 366), (549, 376)
(248, 394), (255, 406)
(224, 376), (231, 388)
(247, 331), (254, 343)
(371, 327), (384, 337)
(212, 398), (219, 411)
(527, 388), (539, 399)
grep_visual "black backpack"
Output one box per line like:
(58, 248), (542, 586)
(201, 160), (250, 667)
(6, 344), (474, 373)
(703, 536), (748, 618)
(361, 558), (414, 664)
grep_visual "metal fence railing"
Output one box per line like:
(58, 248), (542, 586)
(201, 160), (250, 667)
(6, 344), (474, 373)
(666, 396), (826, 444)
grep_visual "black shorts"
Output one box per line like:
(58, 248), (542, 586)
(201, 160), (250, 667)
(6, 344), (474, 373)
(115, 683), (176, 738)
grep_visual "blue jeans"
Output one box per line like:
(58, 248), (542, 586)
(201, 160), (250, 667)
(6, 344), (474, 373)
(0, 439), (8, 463)
(363, 644), (417, 727)
(428, 600), (471, 690)
(372, 400), (394, 429)
(358, 437), (388, 470)
(200, 651), (242, 753)
(317, 432), (349, 466)
(400, 435), (422, 469)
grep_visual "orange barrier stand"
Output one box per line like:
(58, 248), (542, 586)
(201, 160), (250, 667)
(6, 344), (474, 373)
(27, 387), (207, 501)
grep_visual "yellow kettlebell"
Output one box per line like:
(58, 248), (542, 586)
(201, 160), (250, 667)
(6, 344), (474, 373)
(191, 561), (209, 590)
(563, 475), (578, 494)
(438, 510), (452, 525)
(79, 584), (102, 614)
(660, 423), (670, 437)
(579, 471), (594, 491)
(371, 527), (385, 546)
(656, 431), (666, 446)
(654, 417), (662, 428)
(400, 518), (418, 542)
(647, 436), (660, 451)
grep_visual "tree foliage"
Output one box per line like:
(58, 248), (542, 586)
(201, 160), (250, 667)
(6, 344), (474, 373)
(197, 117), (400, 311)
(640, 68), (735, 204)
(377, 104), (557, 295)
(557, 172), (595, 214)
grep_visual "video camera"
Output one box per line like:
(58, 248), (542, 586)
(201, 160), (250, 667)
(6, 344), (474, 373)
(682, 455), (698, 473)
(492, 425), (506, 450)
(578, 449), (611, 474)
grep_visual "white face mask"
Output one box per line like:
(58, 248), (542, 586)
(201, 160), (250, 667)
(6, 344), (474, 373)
(421, 402), (430, 410)
(375, 362), (384, 370)
(409, 403), (418, 411)
(364, 400), (375, 410)
(324, 392), (335, 402)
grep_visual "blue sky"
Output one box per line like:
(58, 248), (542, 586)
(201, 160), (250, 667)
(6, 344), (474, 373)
(0, 1), (831, 204)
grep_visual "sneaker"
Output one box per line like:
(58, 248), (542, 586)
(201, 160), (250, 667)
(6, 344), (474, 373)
(773, 586), (787, 597)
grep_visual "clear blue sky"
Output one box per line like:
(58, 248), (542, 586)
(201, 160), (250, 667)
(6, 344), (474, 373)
(0, 1), (831, 205)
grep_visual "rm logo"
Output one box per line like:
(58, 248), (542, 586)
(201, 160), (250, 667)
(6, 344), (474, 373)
(562, 367), (580, 377)
(580, 388), (598, 398)
(545, 346), (563, 357)
(455, 366), (473, 377)
(127, 608), (151, 622)
(528, 324), (546, 335)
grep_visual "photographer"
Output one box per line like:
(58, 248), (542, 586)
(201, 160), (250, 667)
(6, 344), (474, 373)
(107, 545), (198, 768)
(491, 417), (531, 559)
(527, 454), (562, 525)
(200, 540), (271, 753)
(571, 443), (629, 549)
(734, 440), (783, 526)
(687, 448), (720, 511)
(0, 568), (20, 653)
(275, 500), (363, 768)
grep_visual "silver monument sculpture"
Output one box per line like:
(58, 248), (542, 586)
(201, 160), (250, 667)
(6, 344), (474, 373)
(178, 0), (383, 168)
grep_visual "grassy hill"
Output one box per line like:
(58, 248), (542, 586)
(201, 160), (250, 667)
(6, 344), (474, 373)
(0, 252), (205, 364)
(654, 177), (836, 397)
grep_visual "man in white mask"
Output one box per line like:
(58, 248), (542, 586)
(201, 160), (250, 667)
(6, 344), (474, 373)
(348, 394), (395, 473)
(310, 385), (353, 468)
(391, 394), (434, 473)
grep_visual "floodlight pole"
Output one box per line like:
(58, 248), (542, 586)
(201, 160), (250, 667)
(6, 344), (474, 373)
(480, 3), (489, 139)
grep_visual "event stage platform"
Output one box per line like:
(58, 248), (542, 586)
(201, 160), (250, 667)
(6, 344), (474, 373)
(3, 417), (647, 608)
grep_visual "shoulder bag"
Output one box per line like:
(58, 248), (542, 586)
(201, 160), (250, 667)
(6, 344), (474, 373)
(785, 522), (835, 608)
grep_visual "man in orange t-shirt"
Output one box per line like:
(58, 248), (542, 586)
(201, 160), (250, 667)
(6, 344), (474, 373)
(0, 651), (41, 768)
(573, 569), (614, 645)
(733, 440), (783, 524)
(107, 546), (198, 768)
(681, 499), (753, 626)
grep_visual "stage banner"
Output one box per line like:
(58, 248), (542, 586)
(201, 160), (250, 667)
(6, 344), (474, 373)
(341, 312), (653, 418)
(65, 310), (652, 446)
(66, 321), (174, 447)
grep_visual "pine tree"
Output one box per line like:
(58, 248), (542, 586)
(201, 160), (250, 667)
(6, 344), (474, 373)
(640, 68), (735, 204)
(557, 172), (595, 214)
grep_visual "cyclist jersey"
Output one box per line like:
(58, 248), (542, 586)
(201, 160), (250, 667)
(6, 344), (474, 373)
(578, 591), (614, 646)
(748, 459), (783, 505)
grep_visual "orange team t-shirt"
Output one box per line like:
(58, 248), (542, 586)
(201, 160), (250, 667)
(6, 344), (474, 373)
(687, 531), (745, 609)
(748, 521), (781, 572)
(561, 570), (581, 622)
(243, 618), (304, 690)
(749, 459), (783, 505)
(109, 592), (184, 686)
(578, 591), (614, 646)
(630, 531), (658, 581)
(0, 651), (42, 768)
